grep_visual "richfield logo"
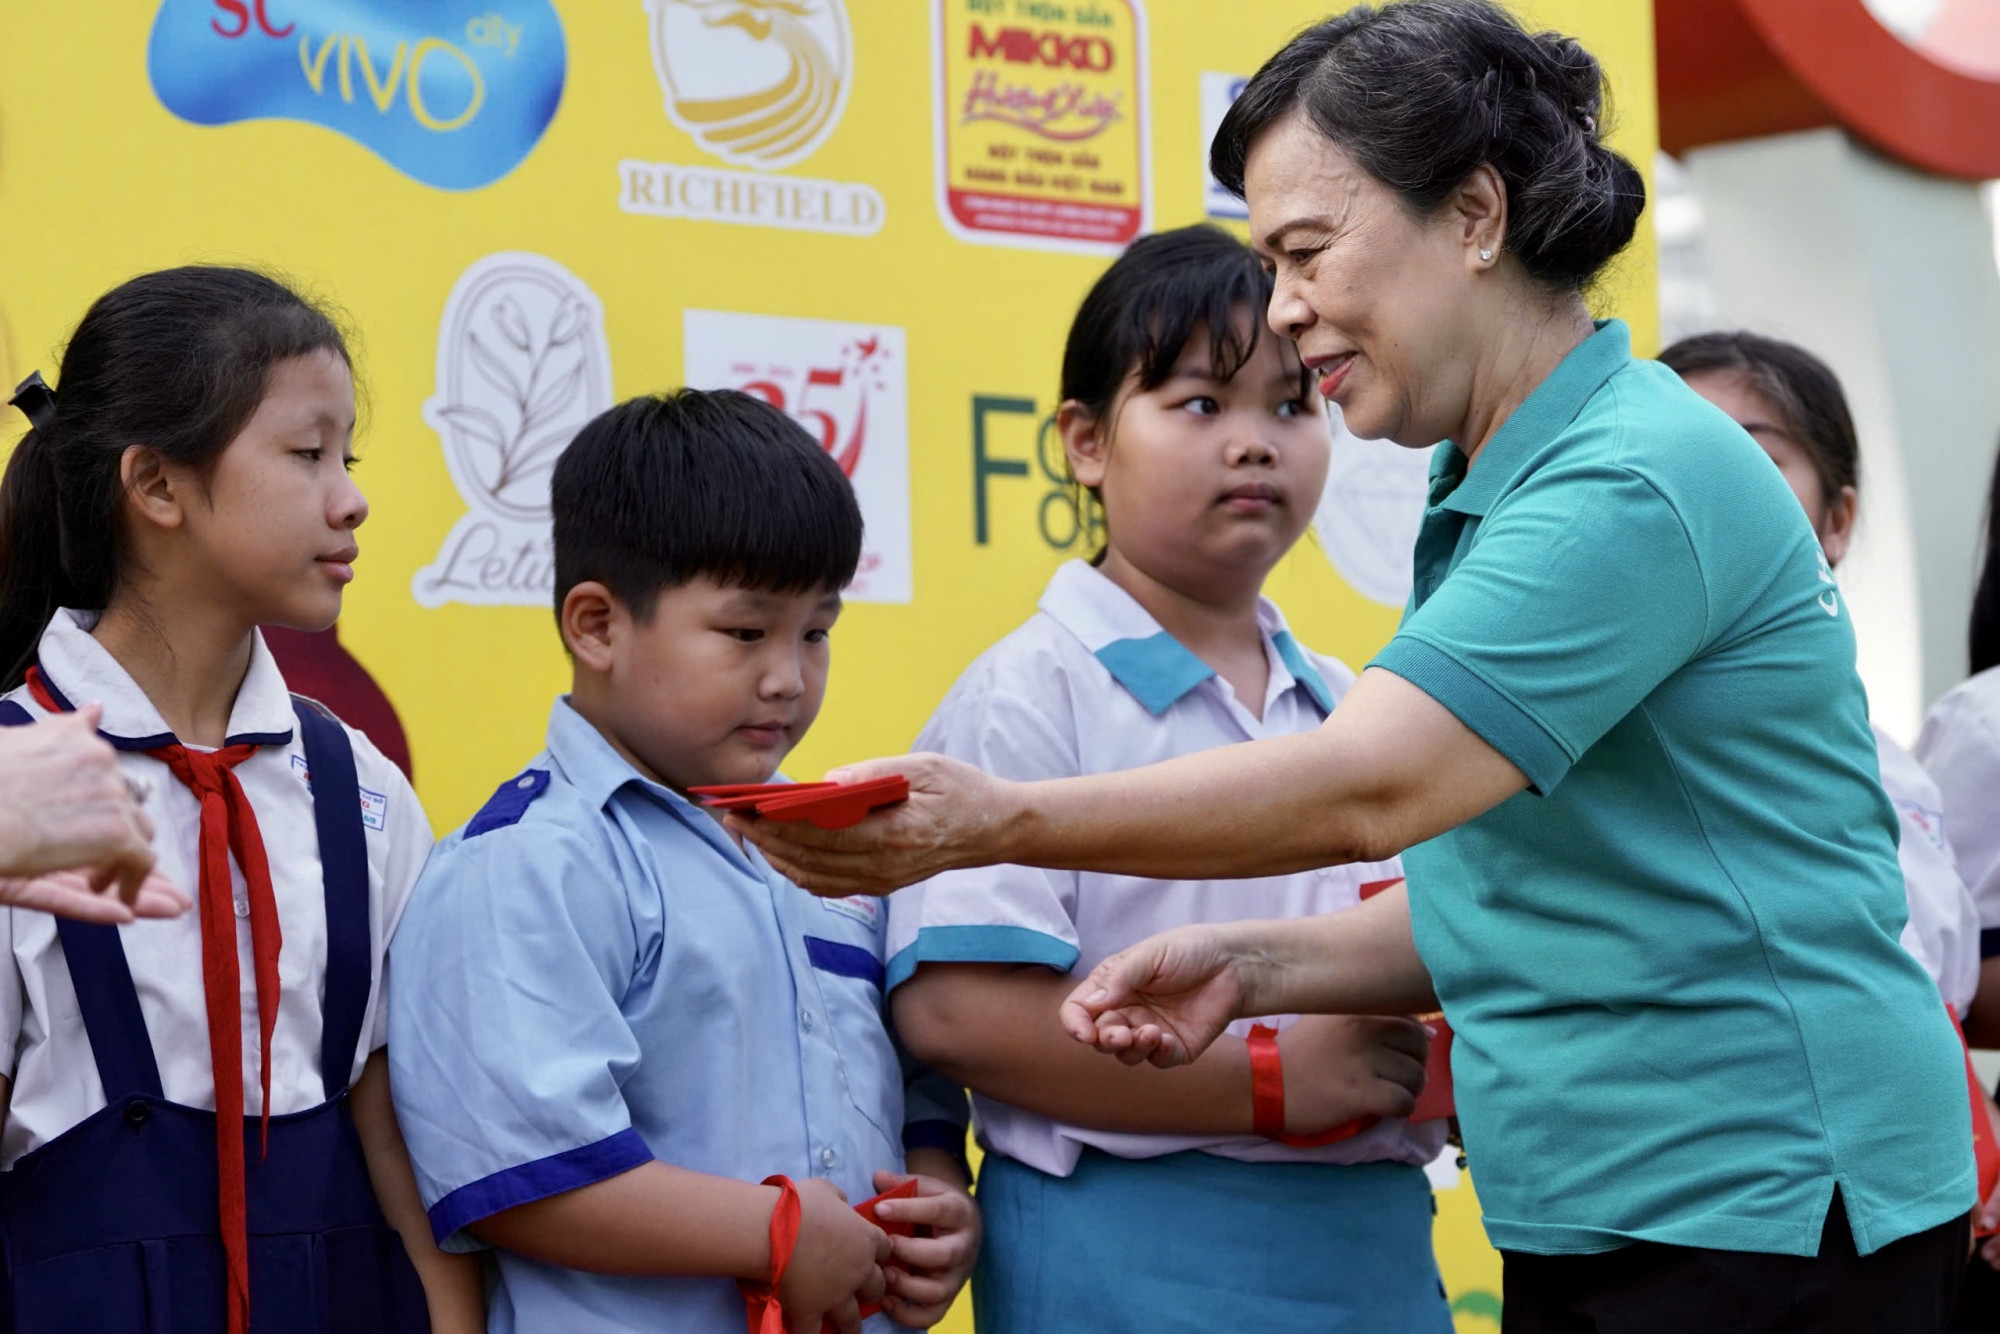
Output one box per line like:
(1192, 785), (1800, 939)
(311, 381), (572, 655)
(645, 0), (852, 170)
(621, 0), (882, 236)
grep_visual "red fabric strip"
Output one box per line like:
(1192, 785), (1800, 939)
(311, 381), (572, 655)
(740, 1175), (803, 1334)
(1950, 1008), (2000, 1236)
(1247, 1022), (1375, 1148)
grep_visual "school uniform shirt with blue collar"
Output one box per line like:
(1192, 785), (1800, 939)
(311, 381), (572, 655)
(1873, 725), (1981, 1018)
(388, 696), (970, 1334)
(885, 559), (1447, 1178)
(0, 609), (428, 1165)
(1918, 666), (2000, 967)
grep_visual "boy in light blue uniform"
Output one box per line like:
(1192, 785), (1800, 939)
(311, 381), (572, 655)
(389, 390), (979, 1334)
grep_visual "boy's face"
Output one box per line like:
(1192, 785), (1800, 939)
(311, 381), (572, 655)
(565, 575), (842, 792)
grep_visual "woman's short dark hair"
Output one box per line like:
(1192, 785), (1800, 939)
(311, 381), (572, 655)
(0, 266), (350, 689)
(1658, 331), (1860, 507)
(550, 388), (863, 622)
(1212, 0), (1646, 290)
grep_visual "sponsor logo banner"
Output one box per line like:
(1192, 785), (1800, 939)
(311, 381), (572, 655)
(1200, 71), (1248, 221)
(627, 0), (876, 237)
(414, 253), (613, 608)
(683, 310), (912, 604)
(147, 0), (566, 191)
(933, 0), (1149, 252)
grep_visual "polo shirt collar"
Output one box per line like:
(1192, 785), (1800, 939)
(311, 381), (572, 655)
(1437, 319), (1631, 517)
(35, 608), (296, 750)
(1036, 559), (1335, 717)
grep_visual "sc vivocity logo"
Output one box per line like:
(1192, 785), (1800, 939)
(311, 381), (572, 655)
(619, 0), (884, 237)
(147, 0), (566, 191)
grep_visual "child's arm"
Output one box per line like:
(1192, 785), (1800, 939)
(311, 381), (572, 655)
(467, 1161), (892, 1330)
(351, 1051), (485, 1334)
(871, 1157), (980, 1329)
(894, 963), (1428, 1136)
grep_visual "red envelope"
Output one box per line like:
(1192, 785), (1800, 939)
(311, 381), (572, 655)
(841, 1180), (920, 1328)
(1411, 1018), (1455, 1123)
(755, 776), (910, 830)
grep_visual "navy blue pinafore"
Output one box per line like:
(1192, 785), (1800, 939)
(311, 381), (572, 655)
(0, 696), (429, 1332)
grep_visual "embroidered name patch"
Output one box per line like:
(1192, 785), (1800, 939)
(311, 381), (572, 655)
(359, 785), (388, 832)
(822, 895), (880, 928)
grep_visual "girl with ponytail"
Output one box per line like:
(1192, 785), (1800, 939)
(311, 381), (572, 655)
(0, 267), (481, 1333)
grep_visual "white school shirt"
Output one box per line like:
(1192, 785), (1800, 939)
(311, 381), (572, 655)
(0, 610), (429, 1167)
(1874, 725), (1981, 1017)
(886, 560), (1448, 1178)
(1917, 665), (2000, 965)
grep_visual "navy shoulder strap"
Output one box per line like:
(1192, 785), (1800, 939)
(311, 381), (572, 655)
(0, 697), (165, 1099)
(292, 696), (372, 1100)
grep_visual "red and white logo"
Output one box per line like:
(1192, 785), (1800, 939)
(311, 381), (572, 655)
(682, 309), (912, 603)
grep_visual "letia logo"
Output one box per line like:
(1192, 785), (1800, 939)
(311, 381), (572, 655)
(147, 0), (566, 191)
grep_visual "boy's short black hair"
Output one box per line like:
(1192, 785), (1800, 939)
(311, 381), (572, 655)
(551, 388), (863, 620)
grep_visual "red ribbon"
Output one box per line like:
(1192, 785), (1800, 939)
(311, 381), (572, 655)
(29, 667), (282, 1334)
(740, 1175), (803, 1334)
(1949, 1007), (2000, 1236)
(1247, 1023), (1373, 1147)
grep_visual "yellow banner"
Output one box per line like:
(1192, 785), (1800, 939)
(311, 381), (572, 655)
(0, 3), (1657, 1328)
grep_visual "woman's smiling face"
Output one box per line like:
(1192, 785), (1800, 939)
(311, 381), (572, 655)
(1243, 112), (1487, 450)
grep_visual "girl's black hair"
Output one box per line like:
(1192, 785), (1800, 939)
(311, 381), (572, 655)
(1057, 224), (1305, 555)
(1658, 331), (1860, 506)
(1972, 444), (2000, 675)
(1211, 0), (1645, 291)
(0, 266), (350, 689)
(1061, 223), (1290, 422)
(550, 388), (863, 620)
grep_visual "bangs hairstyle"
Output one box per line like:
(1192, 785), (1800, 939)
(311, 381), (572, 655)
(550, 388), (863, 622)
(1061, 224), (1298, 423)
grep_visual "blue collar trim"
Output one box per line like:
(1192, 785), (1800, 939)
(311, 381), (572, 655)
(31, 665), (292, 751)
(1271, 631), (1335, 715)
(1093, 632), (1215, 717)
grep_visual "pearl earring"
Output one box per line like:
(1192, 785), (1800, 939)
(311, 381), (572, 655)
(1479, 247), (1494, 261)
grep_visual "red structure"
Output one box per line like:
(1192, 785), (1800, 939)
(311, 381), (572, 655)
(1657, 0), (2000, 178)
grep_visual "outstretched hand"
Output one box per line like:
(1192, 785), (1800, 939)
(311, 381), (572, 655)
(0, 868), (189, 924)
(729, 753), (1016, 899)
(1059, 922), (1255, 1068)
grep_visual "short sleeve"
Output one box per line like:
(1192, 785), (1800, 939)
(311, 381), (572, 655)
(362, 742), (434, 1054)
(1374, 464), (1708, 794)
(884, 683), (1085, 991)
(1917, 685), (2000, 938)
(387, 825), (654, 1250)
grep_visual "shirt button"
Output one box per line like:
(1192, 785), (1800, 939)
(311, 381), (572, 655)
(820, 1147), (837, 1169)
(233, 898), (250, 919)
(800, 1009), (814, 1033)
(516, 775), (536, 790)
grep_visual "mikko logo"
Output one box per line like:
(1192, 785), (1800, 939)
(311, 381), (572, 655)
(645, 0), (853, 171)
(147, 0), (566, 191)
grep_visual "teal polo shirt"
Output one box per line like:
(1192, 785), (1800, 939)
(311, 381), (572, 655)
(1375, 320), (1973, 1257)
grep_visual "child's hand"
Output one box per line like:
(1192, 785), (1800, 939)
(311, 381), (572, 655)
(869, 1170), (982, 1329)
(1277, 1014), (1429, 1135)
(778, 1178), (890, 1334)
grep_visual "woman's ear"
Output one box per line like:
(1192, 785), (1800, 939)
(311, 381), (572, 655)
(561, 581), (623, 675)
(1058, 400), (1109, 491)
(1452, 162), (1509, 269)
(1819, 484), (1859, 567)
(118, 445), (185, 532)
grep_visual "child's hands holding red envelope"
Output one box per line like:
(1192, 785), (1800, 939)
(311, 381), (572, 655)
(866, 1170), (981, 1329)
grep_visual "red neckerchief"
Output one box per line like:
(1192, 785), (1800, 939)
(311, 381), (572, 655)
(28, 666), (281, 1334)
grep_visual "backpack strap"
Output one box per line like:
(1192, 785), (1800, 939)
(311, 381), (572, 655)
(0, 696), (165, 1099)
(291, 696), (372, 1100)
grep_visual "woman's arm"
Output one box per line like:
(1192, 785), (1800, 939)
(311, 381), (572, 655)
(351, 1051), (486, 1334)
(736, 669), (1525, 897)
(1059, 885), (1437, 1068)
(893, 962), (1430, 1133)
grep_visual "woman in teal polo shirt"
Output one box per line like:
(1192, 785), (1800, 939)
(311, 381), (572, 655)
(735, 2), (1976, 1327)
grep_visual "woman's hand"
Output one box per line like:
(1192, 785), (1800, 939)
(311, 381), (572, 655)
(870, 1170), (981, 1328)
(1279, 1014), (1430, 1132)
(0, 868), (188, 924)
(779, 1178), (891, 1334)
(0, 706), (167, 907)
(730, 754), (1018, 898)
(1059, 923), (1259, 1067)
